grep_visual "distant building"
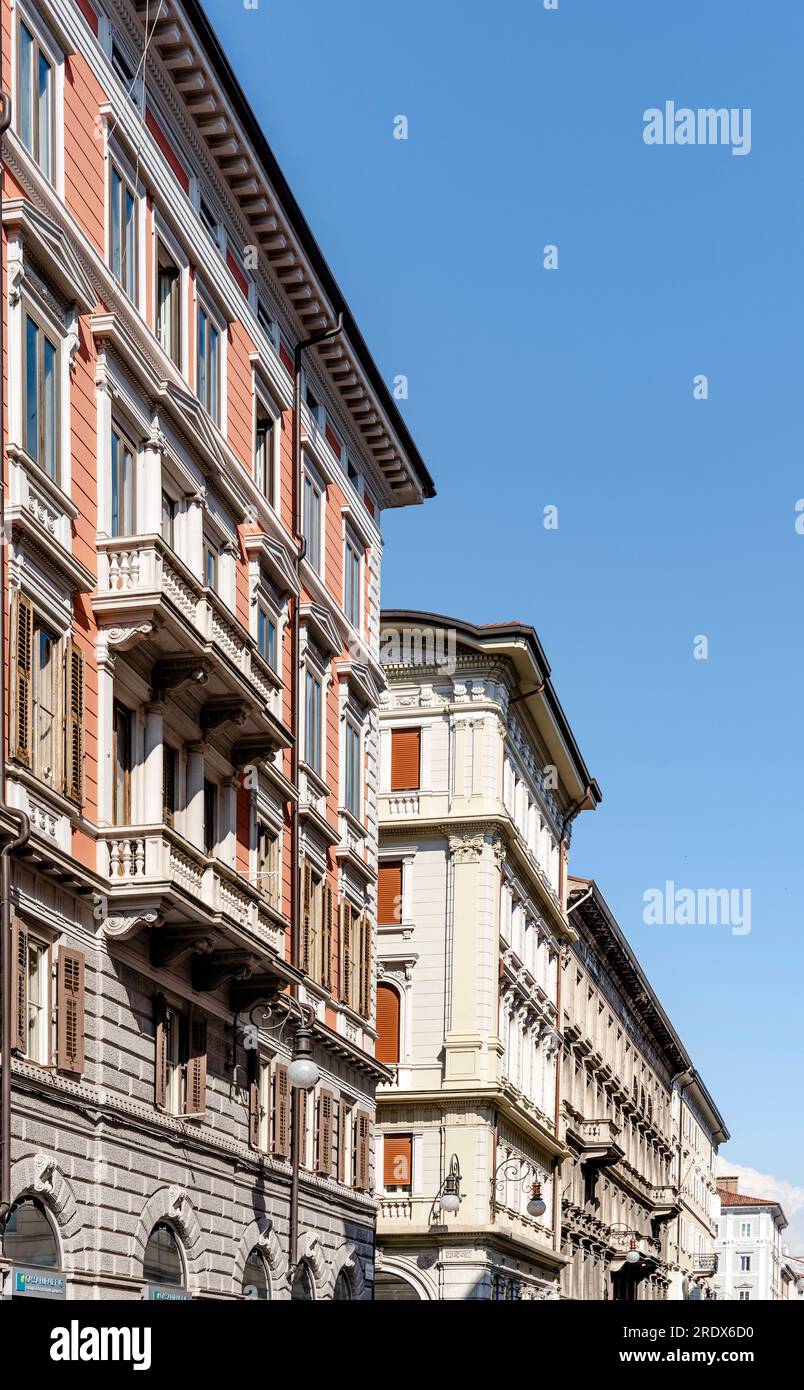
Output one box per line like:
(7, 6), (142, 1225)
(714, 1178), (788, 1300)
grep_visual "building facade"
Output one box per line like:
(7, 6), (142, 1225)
(560, 879), (728, 1302)
(372, 612), (601, 1300)
(714, 1178), (788, 1302)
(0, 0), (433, 1299)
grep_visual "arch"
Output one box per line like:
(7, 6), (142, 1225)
(295, 1231), (328, 1298)
(233, 1218), (288, 1299)
(325, 1240), (368, 1301)
(376, 981), (401, 1064)
(9, 1154), (82, 1267)
(132, 1187), (206, 1291)
(374, 1253), (436, 1301)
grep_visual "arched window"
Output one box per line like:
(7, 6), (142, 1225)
(143, 1223), (184, 1287)
(376, 982), (400, 1064)
(333, 1270), (352, 1301)
(243, 1248), (271, 1300)
(291, 1263), (314, 1301)
(2, 1198), (59, 1268)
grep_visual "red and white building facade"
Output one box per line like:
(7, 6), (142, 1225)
(0, 0), (433, 1299)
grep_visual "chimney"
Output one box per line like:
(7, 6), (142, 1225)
(719, 1175), (740, 1193)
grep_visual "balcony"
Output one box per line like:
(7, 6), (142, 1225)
(650, 1185), (682, 1221)
(94, 536), (286, 747)
(693, 1253), (718, 1277)
(99, 825), (297, 1000)
(566, 1118), (625, 1169)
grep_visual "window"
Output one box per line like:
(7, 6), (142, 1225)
(738, 1290), (750, 1301)
(255, 411), (275, 501)
(305, 671), (322, 774)
(257, 606), (276, 668)
(112, 702), (132, 825)
(739, 1255), (752, 1272)
(378, 862), (403, 925)
(197, 303), (221, 424)
(32, 621), (58, 784)
(301, 862), (328, 982)
(25, 938), (49, 1064)
(157, 241), (181, 366)
(340, 902), (371, 1018)
(376, 982), (400, 1064)
(303, 473), (323, 573)
(163, 745), (176, 827)
(143, 1224), (184, 1287)
(161, 492), (175, 550)
(257, 299), (277, 345)
(256, 1056), (272, 1151)
(391, 728), (421, 791)
(203, 533), (219, 589)
(739, 1222), (753, 1238)
(333, 1271), (352, 1301)
(383, 1135), (412, 1192)
(111, 425), (135, 536)
(344, 720), (361, 819)
(344, 535), (362, 629)
(109, 163), (138, 301)
(3, 1199), (59, 1269)
(243, 1249), (270, 1301)
(23, 312), (58, 479)
(199, 195), (222, 250)
(291, 1264), (314, 1301)
(111, 36), (141, 108)
(203, 779), (217, 856)
(155, 997), (206, 1117)
(256, 822), (279, 908)
(17, 21), (54, 181)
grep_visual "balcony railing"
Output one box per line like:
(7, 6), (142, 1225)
(694, 1253), (718, 1276)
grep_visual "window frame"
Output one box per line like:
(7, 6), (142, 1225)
(304, 668), (323, 775)
(343, 530), (363, 631)
(156, 238), (183, 369)
(108, 155), (141, 306)
(31, 616), (60, 789)
(112, 699), (133, 826)
(254, 387), (279, 510)
(15, 8), (60, 187)
(343, 716), (362, 821)
(197, 294), (223, 425)
(22, 306), (60, 483)
(256, 819), (280, 909)
(110, 420), (137, 538)
(25, 933), (51, 1066)
(303, 466), (325, 576)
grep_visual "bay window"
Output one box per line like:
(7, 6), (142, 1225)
(23, 311), (58, 480)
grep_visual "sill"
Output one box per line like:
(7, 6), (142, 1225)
(300, 761), (331, 802)
(7, 443), (79, 520)
(339, 806), (366, 840)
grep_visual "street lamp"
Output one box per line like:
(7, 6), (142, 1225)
(287, 1025), (319, 1091)
(435, 1155), (463, 1214)
(491, 1156), (547, 1221)
(610, 1223), (643, 1265)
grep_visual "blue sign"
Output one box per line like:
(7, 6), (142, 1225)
(144, 1285), (192, 1301)
(11, 1266), (66, 1299)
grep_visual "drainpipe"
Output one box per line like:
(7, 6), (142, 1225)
(288, 314), (343, 1272)
(0, 68), (31, 1226)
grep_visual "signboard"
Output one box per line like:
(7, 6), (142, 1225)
(143, 1285), (192, 1301)
(11, 1266), (67, 1299)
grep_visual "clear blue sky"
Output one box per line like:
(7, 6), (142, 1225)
(203, 0), (804, 1190)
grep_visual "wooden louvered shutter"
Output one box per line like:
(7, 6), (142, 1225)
(247, 1046), (260, 1149)
(340, 899), (352, 1006)
(378, 862), (402, 925)
(56, 946), (85, 1073)
(301, 860), (312, 972)
(298, 1088), (309, 1169)
(63, 640), (85, 805)
(11, 918), (28, 1054)
(338, 1099), (349, 1184)
(376, 983), (400, 1064)
(273, 1062), (290, 1158)
(322, 884), (333, 990)
(316, 1089), (334, 1176)
(383, 1135), (412, 1189)
(9, 592), (33, 768)
(186, 1013), (207, 1114)
(354, 1111), (370, 1191)
(154, 993), (167, 1107)
(359, 914), (371, 1018)
(391, 728), (420, 790)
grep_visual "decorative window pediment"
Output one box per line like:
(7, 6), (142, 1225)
(3, 199), (95, 313)
(300, 602), (341, 658)
(243, 530), (299, 596)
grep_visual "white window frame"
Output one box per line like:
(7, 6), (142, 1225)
(105, 140), (145, 309)
(342, 715), (362, 822)
(303, 462), (325, 578)
(196, 288), (226, 430)
(14, 2), (65, 194)
(153, 214), (189, 377)
(304, 667), (323, 776)
(25, 932), (51, 1065)
(254, 383), (280, 511)
(343, 528), (363, 632)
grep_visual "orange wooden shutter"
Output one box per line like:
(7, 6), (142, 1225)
(340, 899), (353, 1004)
(322, 884), (334, 990)
(273, 1062), (290, 1157)
(316, 1089), (334, 1175)
(354, 1111), (370, 1190)
(63, 640), (85, 805)
(359, 914), (371, 1018)
(248, 1048), (260, 1149)
(154, 994), (167, 1107)
(11, 918), (28, 1054)
(376, 983), (400, 1064)
(383, 1135), (412, 1188)
(391, 728), (420, 790)
(9, 592), (33, 768)
(186, 1014), (207, 1114)
(338, 1098), (349, 1184)
(56, 946), (85, 1073)
(378, 862), (402, 925)
(301, 860), (312, 972)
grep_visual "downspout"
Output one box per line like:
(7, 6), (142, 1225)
(0, 66), (31, 1226)
(288, 314), (343, 1271)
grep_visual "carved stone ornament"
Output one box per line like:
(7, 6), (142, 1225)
(103, 911), (161, 940)
(32, 1154), (56, 1196)
(448, 832), (485, 864)
(106, 622), (156, 652)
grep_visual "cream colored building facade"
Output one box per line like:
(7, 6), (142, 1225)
(373, 613), (600, 1300)
(561, 880), (727, 1301)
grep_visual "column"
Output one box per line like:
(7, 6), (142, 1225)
(185, 742), (205, 850)
(143, 702), (164, 824)
(443, 830), (485, 1087)
(185, 489), (206, 580)
(140, 433), (164, 534)
(220, 776), (237, 867)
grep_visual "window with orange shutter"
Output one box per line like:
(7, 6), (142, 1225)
(391, 728), (421, 791)
(383, 1135), (412, 1191)
(376, 983), (400, 1065)
(378, 862), (403, 925)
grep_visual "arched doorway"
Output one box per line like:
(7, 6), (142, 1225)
(143, 1223), (185, 1288)
(374, 1271), (422, 1301)
(2, 1198), (59, 1268)
(243, 1248), (271, 1300)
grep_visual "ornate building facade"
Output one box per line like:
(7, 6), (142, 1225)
(714, 1178), (788, 1301)
(0, 0), (433, 1299)
(560, 879), (727, 1301)
(372, 612), (601, 1300)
